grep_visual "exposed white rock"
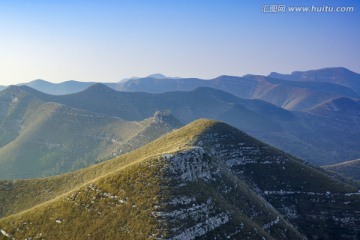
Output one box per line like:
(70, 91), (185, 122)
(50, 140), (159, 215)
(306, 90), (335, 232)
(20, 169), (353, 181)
(163, 147), (212, 182)
(167, 196), (196, 206)
(169, 212), (230, 240)
(345, 192), (360, 196)
(197, 135), (287, 168)
(332, 216), (353, 223)
(0, 229), (10, 238)
(225, 227), (243, 239)
(226, 158), (256, 167)
(264, 190), (327, 196)
(263, 216), (280, 229)
(154, 199), (213, 221)
(163, 154), (174, 160)
(282, 206), (298, 219)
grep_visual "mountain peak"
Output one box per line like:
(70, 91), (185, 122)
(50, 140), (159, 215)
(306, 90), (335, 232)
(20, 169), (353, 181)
(168, 118), (243, 146)
(185, 119), (264, 148)
(146, 73), (167, 79)
(152, 110), (183, 127)
(26, 79), (50, 84)
(2, 85), (45, 97)
(121, 74), (169, 82)
(289, 67), (356, 78)
(82, 83), (117, 94)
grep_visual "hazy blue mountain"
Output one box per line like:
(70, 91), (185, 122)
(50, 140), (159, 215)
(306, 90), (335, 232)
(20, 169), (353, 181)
(17, 79), (95, 95)
(117, 75), (209, 93)
(0, 86), (182, 179)
(47, 83), (294, 127)
(146, 73), (169, 79)
(14, 74), (175, 95)
(8, 83), (359, 165)
(306, 97), (360, 120)
(116, 71), (359, 110)
(269, 67), (360, 95)
(17, 79), (119, 95)
(9, 68), (360, 111)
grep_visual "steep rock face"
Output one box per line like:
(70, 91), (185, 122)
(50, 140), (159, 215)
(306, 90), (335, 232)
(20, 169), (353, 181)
(155, 147), (303, 239)
(192, 122), (360, 239)
(163, 147), (211, 183)
(157, 148), (233, 239)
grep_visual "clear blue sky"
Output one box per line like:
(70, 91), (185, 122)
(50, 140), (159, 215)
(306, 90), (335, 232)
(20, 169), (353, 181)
(0, 0), (359, 84)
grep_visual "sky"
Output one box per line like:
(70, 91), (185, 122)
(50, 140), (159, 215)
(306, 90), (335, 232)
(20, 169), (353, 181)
(0, 0), (359, 85)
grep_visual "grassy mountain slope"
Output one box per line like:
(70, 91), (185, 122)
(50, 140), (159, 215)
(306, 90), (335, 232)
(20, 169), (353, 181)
(324, 159), (360, 181)
(1, 119), (359, 239)
(0, 86), (181, 179)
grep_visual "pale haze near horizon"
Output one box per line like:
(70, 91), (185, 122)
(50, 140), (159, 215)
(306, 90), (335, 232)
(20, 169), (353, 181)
(0, 0), (359, 85)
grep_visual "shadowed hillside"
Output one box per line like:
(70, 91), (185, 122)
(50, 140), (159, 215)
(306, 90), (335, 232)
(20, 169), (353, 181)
(324, 159), (360, 181)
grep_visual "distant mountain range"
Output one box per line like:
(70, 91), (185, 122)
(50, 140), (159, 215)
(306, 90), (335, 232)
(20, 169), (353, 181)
(1, 67), (359, 111)
(1, 119), (359, 239)
(115, 69), (359, 111)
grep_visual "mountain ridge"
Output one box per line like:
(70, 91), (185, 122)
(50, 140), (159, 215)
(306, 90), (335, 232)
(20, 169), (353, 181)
(1, 119), (359, 239)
